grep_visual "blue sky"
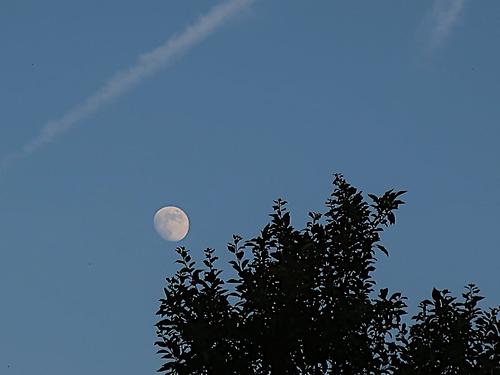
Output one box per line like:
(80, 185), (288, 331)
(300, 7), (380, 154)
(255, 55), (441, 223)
(1, 0), (499, 373)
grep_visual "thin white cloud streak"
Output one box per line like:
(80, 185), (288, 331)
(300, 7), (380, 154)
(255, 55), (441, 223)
(1, 0), (252, 170)
(426, 0), (466, 51)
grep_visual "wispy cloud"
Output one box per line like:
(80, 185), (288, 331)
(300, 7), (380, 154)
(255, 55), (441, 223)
(1, 0), (253, 171)
(425, 0), (466, 51)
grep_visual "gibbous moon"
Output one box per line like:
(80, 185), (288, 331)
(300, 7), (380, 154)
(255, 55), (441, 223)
(153, 206), (189, 242)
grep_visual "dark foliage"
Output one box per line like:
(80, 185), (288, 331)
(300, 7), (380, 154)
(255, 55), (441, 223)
(397, 285), (500, 374)
(155, 174), (499, 374)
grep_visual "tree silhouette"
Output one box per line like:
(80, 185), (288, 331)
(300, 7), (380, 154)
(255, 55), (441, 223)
(397, 285), (499, 374)
(155, 174), (499, 374)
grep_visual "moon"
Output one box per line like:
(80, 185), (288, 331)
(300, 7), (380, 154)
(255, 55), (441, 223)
(153, 206), (189, 242)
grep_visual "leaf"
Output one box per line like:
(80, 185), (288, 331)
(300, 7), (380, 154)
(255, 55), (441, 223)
(387, 212), (395, 225)
(377, 244), (389, 256)
(432, 288), (441, 301)
(380, 288), (389, 300)
(395, 190), (407, 197)
(390, 292), (402, 300)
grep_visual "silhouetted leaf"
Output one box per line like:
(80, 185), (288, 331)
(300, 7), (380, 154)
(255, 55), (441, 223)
(432, 288), (441, 301)
(380, 288), (389, 300)
(387, 211), (395, 225)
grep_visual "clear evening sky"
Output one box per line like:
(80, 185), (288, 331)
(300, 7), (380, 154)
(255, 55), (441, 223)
(0, 1), (499, 373)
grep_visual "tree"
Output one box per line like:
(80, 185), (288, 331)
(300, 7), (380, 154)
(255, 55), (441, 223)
(397, 285), (499, 374)
(155, 174), (499, 374)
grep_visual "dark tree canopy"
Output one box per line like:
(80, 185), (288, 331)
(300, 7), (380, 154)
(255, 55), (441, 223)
(155, 174), (499, 374)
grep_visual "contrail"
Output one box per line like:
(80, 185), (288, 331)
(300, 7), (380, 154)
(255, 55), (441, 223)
(1, 0), (253, 170)
(426, 0), (466, 51)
